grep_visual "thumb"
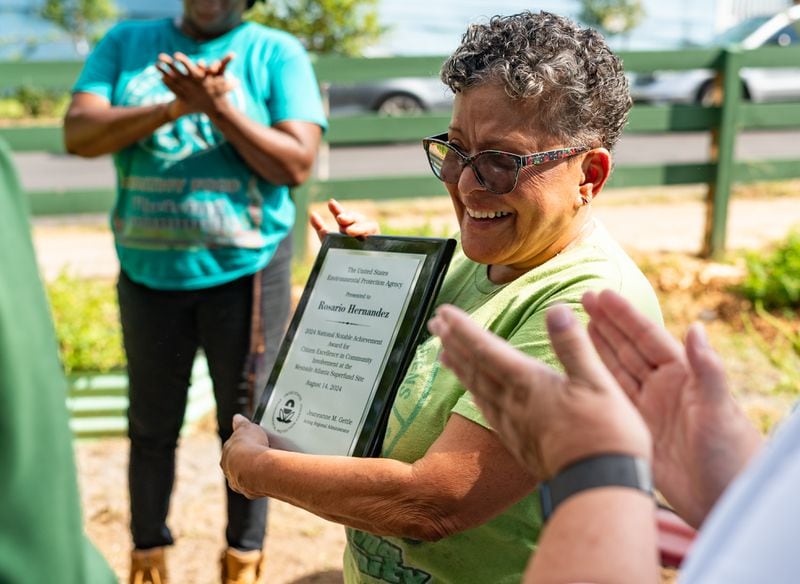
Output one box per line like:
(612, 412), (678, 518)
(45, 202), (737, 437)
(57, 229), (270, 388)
(546, 304), (615, 390)
(685, 322), (729, 401)
(232, 414), (250, 430)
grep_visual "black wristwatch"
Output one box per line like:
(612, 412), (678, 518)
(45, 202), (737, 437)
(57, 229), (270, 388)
(539, 453), (653, 522)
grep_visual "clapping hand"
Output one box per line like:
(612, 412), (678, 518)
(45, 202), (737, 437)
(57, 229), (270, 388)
(156, 51), (238, 120)
(428, 303), (651, 481)
(583, 289), (763, 527)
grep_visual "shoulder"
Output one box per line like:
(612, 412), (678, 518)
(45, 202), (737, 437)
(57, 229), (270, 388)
(92, 18), (170, 52)
(235, 22), (309, 54)
(532, 221), (661, 322)
(103, 18), (169, 40)
(492, 223), (660, 344)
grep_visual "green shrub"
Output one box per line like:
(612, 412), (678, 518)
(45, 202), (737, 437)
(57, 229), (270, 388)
(740, 229), (800, 310)
(46, 273), (125, 374)
(10, 86), (70, 119)
(0, 98), (26, 119)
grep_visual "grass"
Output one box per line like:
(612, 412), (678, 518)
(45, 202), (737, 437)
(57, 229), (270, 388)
(632, 249), (799, 432)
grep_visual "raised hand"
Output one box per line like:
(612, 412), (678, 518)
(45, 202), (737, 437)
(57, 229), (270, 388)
(156, 51), (238, 119)
(582, 289), (763, 527)
(309, 198), (380, 242)
(428, 303), (651, 480)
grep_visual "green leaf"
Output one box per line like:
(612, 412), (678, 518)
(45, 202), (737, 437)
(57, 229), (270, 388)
(246, 0), (385, 56)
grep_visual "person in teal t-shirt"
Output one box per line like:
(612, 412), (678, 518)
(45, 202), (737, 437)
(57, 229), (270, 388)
(63, 1), (327, 582)
(220, 11), (663, 584)
(0, 138), (116, 584)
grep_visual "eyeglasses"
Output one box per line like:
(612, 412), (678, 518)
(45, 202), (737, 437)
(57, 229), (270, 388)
(422, 132), (588, 195)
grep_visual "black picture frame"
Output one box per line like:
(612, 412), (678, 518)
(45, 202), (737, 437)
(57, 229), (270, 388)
(252, 233), (456, 457)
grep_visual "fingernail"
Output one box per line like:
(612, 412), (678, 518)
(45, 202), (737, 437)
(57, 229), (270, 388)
(427, 317), (442, 336)
(547, 304), (575, 331)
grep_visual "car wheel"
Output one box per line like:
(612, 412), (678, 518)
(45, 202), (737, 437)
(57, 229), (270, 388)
(375, 93), (425, 116)
(697, 80), (750, 106)
(697, 81), (720, 107)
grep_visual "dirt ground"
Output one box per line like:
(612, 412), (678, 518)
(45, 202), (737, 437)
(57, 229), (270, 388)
(51, 189), (800, 583)
(75, 419), (347, 584)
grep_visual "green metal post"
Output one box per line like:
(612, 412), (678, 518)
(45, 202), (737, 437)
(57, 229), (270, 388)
(702, 47), (743, 259)
(291, 183), (313, 262)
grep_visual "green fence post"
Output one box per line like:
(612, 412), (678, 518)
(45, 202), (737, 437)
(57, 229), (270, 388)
(292, 182), (313, 262)
(702, 47), (743, 259)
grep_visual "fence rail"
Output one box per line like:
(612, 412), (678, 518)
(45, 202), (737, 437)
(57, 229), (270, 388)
(4, 46), (800, 257)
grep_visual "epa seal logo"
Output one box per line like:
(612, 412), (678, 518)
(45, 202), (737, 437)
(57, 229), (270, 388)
(272, 392), (302, 433)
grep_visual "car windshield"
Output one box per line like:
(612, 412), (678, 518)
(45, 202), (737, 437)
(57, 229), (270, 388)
(710, 15), (772, 46)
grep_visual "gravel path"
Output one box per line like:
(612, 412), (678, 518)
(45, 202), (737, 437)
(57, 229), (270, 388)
(31, 193), (800, 282)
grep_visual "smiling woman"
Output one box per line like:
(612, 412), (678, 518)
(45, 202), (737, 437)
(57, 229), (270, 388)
(221, 10), (664, 584)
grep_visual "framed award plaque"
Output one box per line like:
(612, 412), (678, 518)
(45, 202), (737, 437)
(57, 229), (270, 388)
(252, 233), (456, 457)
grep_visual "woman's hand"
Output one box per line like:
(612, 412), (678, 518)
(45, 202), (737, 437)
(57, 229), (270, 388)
(156, 52), (237, 119)
(582, 289), (763, 527)
(220, 414), (271, 499)
(309, 198), (380, 242)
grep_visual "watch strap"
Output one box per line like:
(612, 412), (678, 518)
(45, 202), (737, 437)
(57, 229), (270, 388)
(540, 453), (653, 522)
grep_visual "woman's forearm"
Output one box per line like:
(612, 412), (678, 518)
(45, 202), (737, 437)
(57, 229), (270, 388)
(526, 489), (658, 584)
(242, 448), (476, 541)
(222, 415), (534, 541)
(64, 100), (174, 158)
(206, 103), (320, 186)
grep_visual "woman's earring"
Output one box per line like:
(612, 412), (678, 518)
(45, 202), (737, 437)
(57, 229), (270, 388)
(580, 194), (591, 206)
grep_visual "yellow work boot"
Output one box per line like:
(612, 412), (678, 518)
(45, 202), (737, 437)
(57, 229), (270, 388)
(220, 547), (264, 584)
(129, 547), (168, 584)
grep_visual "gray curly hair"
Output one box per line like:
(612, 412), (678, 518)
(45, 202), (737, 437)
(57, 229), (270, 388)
(441, 11), (631, 150)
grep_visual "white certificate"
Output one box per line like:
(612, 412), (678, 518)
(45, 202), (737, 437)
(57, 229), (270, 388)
(259, 245), (430, 455)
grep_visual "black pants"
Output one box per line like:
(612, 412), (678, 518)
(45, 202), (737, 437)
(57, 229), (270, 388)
(118, 237), (292, 551)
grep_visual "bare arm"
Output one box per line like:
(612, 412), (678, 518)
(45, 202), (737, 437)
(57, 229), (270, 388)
(430, 304), (658, 584)
(222, 412), (535, 541)
(65, 52), (322, 185)
(210, 112), (321, 186)
(63, 92), (178, 158)
(526, 488), (657, 584)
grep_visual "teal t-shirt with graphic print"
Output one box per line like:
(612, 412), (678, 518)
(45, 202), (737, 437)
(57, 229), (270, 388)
(343, 222), (663, 584)
(73, 19), (327, 290)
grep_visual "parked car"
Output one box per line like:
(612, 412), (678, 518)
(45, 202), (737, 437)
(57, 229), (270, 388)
(630, 5), (800, 105)
(327, 77), (454, 116)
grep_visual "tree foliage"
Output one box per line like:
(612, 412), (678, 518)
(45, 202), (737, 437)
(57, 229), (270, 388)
(579, 0), (645, 37)
(39, 0), (118, 55)
(246, 0), (384, 56)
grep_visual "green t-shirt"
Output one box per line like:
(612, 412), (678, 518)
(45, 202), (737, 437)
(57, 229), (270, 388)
(343, 221), (662, 584)
(0, 139), (116, 583)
